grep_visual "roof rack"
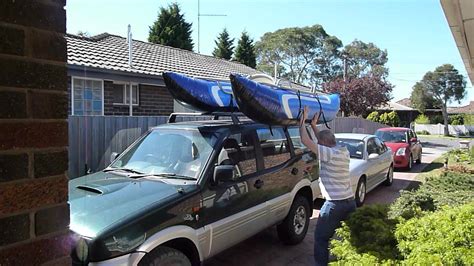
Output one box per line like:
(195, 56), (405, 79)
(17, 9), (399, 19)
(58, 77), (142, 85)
(167, 112), (246, 125)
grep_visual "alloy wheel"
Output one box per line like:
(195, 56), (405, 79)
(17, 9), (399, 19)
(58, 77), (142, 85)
(293, 206), (307, 235)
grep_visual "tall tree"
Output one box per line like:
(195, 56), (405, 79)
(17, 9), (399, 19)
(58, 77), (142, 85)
(343, 40), (389, 78)
(212, 28), (234, 60)
(255, 25), (342, 86)
(234, 31), (256, 68)
(323, 76), (393, 117)
(148, 3), (193, 51)
(409, 82), (436, 113)
(411, 64), (467, 135)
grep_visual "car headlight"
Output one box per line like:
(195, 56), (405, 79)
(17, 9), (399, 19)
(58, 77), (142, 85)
(75, 238), (89, 263)
(396, 148), (406, 156)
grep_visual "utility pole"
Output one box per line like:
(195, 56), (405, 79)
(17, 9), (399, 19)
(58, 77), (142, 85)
(197, 0), (226, 53)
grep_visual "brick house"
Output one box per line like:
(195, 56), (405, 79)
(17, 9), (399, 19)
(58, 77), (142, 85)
(66, 33), (261, 116)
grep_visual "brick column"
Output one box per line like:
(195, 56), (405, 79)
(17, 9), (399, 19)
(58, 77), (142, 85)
(0, 0), (71, 265)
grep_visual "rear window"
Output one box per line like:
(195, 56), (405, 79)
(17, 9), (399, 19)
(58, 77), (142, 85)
(288, 127), (306, 155)
(257, 128), (290, 169)
(376, 130), (407, 143)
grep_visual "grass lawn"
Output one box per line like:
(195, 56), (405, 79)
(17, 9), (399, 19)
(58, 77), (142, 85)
(417, 134), (474, 141)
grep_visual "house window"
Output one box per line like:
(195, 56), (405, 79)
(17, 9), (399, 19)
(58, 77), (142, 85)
(72, 77), (103, 115)
(113, 83), (139, 105)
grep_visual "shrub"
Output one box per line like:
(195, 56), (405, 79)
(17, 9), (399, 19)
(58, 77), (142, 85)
(379, 111), (400, 127)
(414, 114), (429, 124)
(395, 202), (474, 265)
(465, 114), (474, 125)
(430, 114), (444, 124)
(449, 114), (465, 125)
(415, 130), (430, 135)
(331, 205), (401, 263)
(366, 111), (380, 123)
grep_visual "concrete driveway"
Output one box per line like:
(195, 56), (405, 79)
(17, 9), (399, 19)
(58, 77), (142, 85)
(205, 146), (447, 266)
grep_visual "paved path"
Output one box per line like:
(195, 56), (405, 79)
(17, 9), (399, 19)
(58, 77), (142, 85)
(205, 146), (447, 265)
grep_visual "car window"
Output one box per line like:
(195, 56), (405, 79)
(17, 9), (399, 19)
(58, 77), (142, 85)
(257, 127), (291, 168)
(374, 137), (385, 154)
(336, 138), (364, 159)
(376, 130), (407, 143)
(217, 132), (257, 178)
(288, 127), (306, 155)
(367, 138), (378, 155)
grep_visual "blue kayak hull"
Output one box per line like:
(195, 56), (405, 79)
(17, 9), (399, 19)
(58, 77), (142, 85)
(162, 72), (238, 112)
(230, 74), (340, 126)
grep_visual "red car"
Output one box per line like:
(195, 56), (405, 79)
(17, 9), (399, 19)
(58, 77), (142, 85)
(375, 127), (422, 170)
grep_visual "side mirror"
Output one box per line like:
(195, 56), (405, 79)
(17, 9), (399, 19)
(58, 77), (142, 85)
(410, 137), (417, 143)
(213, 165), (234, 184)
(110, 152), (120, 164)
(368, 153), (379, 159)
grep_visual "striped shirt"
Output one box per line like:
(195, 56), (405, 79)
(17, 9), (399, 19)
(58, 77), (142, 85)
(316, 139), (353, 200)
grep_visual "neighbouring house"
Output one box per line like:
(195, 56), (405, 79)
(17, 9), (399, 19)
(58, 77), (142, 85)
(448, 101), (474, 115)
(66, 33), (262, 116)
(376, 98), (442, 127)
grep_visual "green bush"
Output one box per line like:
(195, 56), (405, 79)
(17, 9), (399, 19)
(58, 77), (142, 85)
(449, 114), (465, 125)
(465, 114), (474, 125)
(395, 202), (474, 265)
(366, 111), (380, 123)
(331, 205), (401, 264)
(379, 111), (400, 127)
(430, 114), (444, 124)
(414, 114), (430, 124)
(415, 130), (430, 135)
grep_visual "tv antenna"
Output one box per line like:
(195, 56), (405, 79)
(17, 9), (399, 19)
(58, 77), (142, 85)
(198, 0), (226, 53)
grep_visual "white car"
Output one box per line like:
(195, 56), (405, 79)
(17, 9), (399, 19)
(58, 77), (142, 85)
(334, 133), (394, 206)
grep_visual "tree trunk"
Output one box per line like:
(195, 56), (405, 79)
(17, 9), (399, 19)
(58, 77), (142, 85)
(441, 106), (449, 136)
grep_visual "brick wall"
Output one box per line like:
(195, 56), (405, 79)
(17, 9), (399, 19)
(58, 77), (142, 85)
(0, 0), (71, 265)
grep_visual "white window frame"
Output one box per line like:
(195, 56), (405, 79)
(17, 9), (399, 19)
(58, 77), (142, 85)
(71, 76), (104, 116)
(112, 82), (139, 106)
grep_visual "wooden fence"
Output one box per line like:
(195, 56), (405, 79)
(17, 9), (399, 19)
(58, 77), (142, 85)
(68, 116), (386, 178)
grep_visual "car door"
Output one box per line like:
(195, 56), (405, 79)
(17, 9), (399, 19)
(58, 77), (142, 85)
(200, 129), (269, 258)
(374, 137), (392, 183)
(365, 137), (384, 190)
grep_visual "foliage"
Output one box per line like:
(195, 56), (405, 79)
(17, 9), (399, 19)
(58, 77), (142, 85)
(378, 111), (399, 127)
(343, 40), (389, 79)
(449, 114), (465, 125)
(389, 170), (474, 220)
(212, 28), (234, 60)
(234, 31), (256, 68)
(148, 3), (193, 51)
(410, 82), (436, 113)
(366, 111), (379, 123)
(465, 114), (474, 125)
(255, 24), (342, 85)
(323, 77), (393, 116)
(414, 114), (429, 124)
(430, 114), (444, 124)
(410, 64), (467, 135)
(331, 205), (401, 264)
(395, 202), (474, 265)
(415, 130), (430, 135)
(76, 30), (91, 37)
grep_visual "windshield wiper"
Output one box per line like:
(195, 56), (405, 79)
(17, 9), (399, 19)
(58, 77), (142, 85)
(103, 168), (144, 175)
(139, 173), (196, 181)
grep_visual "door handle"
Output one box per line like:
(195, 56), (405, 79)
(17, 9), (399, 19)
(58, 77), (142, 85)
(254, 179), (264, 189)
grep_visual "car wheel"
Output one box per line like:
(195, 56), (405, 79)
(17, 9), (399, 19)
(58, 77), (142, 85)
(355, 177), (366, 207)
(384, 165), (394, 186)
(416, 152), (422, 164)
(138, 246), (191, 266)
(277, 195), (310, 245)
(406, 155), (413, 171)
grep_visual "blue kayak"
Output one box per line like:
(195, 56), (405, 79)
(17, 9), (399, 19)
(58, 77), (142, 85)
(162, 72), (238, 111)
(230, 74), (340, 126)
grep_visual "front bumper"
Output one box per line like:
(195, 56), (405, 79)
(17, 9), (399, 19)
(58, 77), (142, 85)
(393, 155), (409, 168)
(75, 252), (145, 266)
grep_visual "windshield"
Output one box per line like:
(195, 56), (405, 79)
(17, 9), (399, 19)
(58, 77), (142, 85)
(375, 131), (407, 143)
(336, 138), (365, 159)
(109, 128), (218, 179)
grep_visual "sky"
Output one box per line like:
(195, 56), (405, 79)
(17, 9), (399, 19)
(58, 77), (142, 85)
(66, 0), (473, 106)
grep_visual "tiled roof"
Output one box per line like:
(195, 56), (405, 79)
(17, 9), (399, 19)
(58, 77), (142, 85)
(377, 101), (414, 111)
(66, 33), (260, 81)
(448, 101), (474, 114)
(396, 98), (413, 108)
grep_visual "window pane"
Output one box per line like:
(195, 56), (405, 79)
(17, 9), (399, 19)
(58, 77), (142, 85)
(132, 85), (138, 104)
(113, 84), (124, 104)
(288, 127), (306, 155)
(367, 139), (377, 155)
(92, 100), (102, 112)
(257, 128), (290, 168)
(85, 80), (93, 90)
(74, 100), (83, 111)
(217, 132), (257, 177)
(84, 89), (92, 100)
(74, 87), (83, 100)
(74, 79), (84, 88)
(92, 89), (101, 100)
(84, 101), (92, 111)
(93, 80), (101, 90)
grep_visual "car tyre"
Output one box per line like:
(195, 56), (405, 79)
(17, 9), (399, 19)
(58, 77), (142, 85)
(277, 195), (310, 245)
(355, 177), (366, 207)
(416, 152), (422, 164)
(138, 246), (191, 266)
(384, 165), (394, 186)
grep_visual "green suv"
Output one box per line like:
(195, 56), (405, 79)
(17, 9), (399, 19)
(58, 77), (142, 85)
(69, 113), (320, 265)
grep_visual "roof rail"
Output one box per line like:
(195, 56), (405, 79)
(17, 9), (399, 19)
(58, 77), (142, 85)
(167, 112), (246, 125)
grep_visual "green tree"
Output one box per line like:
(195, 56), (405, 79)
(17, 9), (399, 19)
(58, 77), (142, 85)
(411, 64), (467, 135)
(366, 111), (380, 123)
(410, 82), (436, 113)
(212, 28), (234, 60)
(379, 111), (400, 127)
(234, 31), (256, 68)
(343, 40), (389, 78)
(255, 25), (342, 85)
(148, 3), (193, 51)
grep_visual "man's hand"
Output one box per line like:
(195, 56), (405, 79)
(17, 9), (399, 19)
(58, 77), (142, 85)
(311, 111), (320, 127)
(299, 106), (309, 126)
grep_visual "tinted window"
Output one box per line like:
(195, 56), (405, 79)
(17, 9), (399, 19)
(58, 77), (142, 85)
(217, 132), (257, 178)
(257, 128), (290, 168)
(336, 138), (364, 159)
(367, 138), (378, 155)
(374, 138), (386, 154)
(288, 127), (306, 155)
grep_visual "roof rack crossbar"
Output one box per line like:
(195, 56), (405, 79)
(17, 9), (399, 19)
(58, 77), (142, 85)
(167, 112), (245, 125)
